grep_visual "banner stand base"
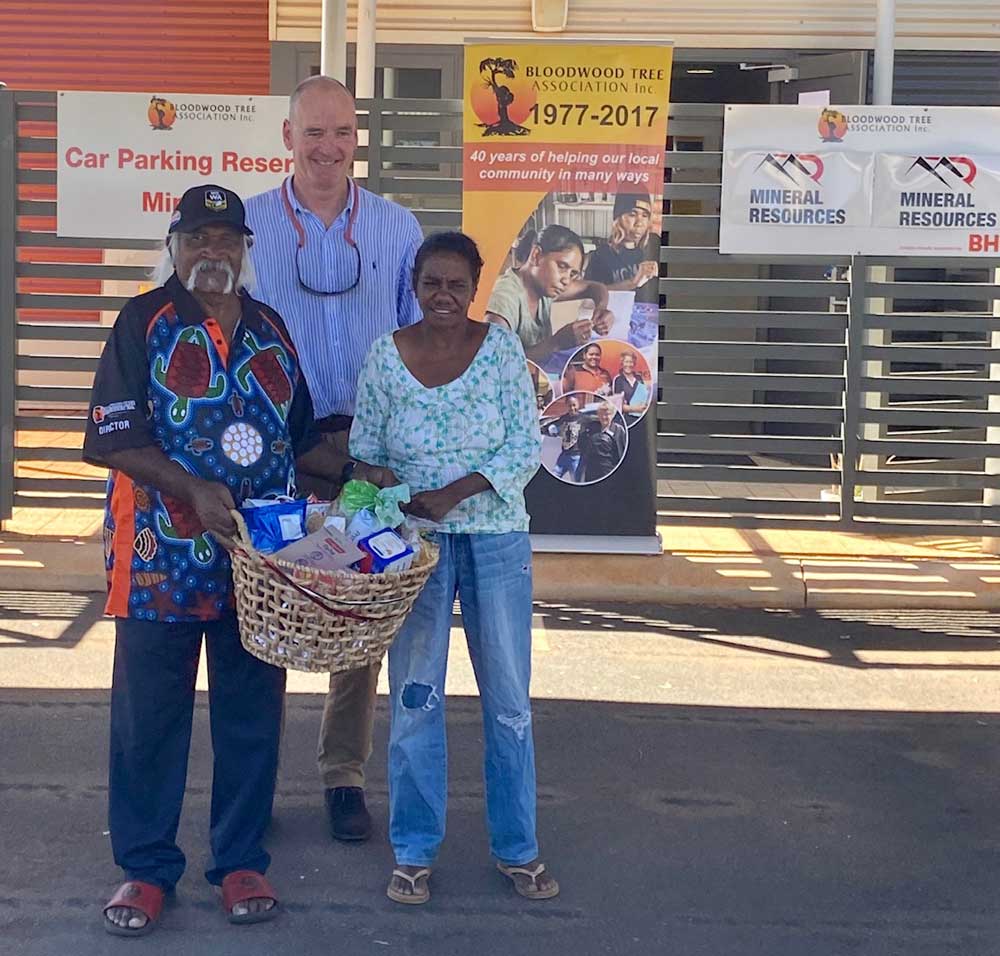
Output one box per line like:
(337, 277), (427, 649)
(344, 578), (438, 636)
(529, 533), (662, 556)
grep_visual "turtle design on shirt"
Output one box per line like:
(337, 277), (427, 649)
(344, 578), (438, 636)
(152, 327), (226, 425)
(235, 330), (292, 421)
(156, 492), (215, 565)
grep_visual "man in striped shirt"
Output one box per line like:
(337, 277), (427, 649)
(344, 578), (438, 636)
(246, 75), (423, 844)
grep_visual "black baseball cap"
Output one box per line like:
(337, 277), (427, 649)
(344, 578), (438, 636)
(168, 184), (253, 237)
(612, 192), (652, 220)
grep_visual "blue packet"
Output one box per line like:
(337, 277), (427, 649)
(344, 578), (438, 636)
(239, 499), (307, 554)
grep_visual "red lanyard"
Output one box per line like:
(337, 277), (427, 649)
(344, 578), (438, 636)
(280, 176), (360, 249)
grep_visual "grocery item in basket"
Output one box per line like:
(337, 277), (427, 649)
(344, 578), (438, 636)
(324, 513), (348, 533)
(272, 525), (364, 572)
(353, 528), (415, 574)
(305, 500), (333, 533)
(338, 479), (411, 527)
(239, 498), (307, 554)
(346, 507), (386, 543)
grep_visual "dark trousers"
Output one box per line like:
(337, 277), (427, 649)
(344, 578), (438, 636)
(108, 613), (286, 890)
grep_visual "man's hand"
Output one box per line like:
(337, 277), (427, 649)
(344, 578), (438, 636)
(632, 260), (658, 289)
(404, 488), (460, 524)
(591, 307), (614, 336)
(553, 319), (593, 351)
(355, 463), (400, 489)
(189, 479), (237, 540)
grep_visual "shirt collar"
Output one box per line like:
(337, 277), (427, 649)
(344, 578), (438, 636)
(285, 175), (355, 222)
(165, 272), (257, 330)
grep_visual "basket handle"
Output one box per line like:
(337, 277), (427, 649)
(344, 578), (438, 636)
(226, 509), (376, 622)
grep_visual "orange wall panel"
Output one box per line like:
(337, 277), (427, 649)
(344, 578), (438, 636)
(0, 1), (270, 94)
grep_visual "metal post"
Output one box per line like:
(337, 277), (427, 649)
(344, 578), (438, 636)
(873, 0), (896, 105)
(366, 104), (383, 196)
(841, 257), (867, 525)
(983, 266), (1000, 553)
(0, 90), (16, 522)
(356, 0), (376, 99)
(320, 0), (348, 83)
(353, 0), (377, 181)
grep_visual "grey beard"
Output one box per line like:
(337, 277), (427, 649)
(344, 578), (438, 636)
(185, 260), (234, 294)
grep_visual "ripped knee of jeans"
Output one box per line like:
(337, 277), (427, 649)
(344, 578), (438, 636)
(497, 710), (532, 741)
(401, 681), (439, 712)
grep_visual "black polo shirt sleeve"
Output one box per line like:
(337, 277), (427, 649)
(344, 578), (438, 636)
(82, 302), (156, 467)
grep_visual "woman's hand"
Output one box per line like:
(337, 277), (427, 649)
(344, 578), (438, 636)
(591, 307), (614, 335)
(631, 260), (659, 289)
(552, 319), (593, 351)
(404, 488), (460, 523)
(355, 463), (400, 489)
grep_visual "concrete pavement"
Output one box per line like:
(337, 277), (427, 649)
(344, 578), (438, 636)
(2, 515), (999, 608)
(2, 597), (1000, 955)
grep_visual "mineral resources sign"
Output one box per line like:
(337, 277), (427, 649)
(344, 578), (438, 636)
(57, 92), (291, 239)
(721, 105), (1000, 256)
(462, 40), (672, 542)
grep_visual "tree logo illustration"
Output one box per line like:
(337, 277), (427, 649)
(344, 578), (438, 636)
(471, 57), (536, 136)
(148, 96), (176, 131)
(817, 108), (848, 143)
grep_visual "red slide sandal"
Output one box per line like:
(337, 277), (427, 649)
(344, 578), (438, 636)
(103, 880), (164, 937)
(221, 870), (279, 925)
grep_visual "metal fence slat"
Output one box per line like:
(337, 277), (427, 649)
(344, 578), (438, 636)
(17, 323), (110, 343)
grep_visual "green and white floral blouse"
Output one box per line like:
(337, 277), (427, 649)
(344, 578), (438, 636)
(349, 322), (542, 534)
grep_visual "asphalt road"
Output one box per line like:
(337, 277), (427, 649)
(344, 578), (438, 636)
(2, 592), (999, 955)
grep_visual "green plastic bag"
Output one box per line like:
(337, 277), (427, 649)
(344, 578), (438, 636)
(339, 479), (411, 527)
(373, 483), (411, 527)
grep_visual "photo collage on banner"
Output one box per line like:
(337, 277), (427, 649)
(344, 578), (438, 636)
(489, 190), (661, 485)
(463, 40), (672, 541)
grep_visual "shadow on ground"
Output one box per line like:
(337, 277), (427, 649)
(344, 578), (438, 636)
(534, 601), (1000, 671)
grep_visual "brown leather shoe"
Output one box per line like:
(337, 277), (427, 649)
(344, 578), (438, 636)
(325, 787), (372, 842)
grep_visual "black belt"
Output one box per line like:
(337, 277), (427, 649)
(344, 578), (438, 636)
(315, 413), (353, 434)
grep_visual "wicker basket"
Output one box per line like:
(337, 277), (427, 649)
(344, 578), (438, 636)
(228, 510), (438, 673)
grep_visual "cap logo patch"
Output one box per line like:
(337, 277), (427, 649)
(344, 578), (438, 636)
(205, 189), (227, 211)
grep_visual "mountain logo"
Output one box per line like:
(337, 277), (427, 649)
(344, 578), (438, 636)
(904, 156), (977, 188)
(755, 152), (825, 185)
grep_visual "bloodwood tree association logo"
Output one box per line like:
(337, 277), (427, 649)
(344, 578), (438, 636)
(470, 57), (537, 136)
(818, 108), (848, 143)
(148, 96), (176, 131)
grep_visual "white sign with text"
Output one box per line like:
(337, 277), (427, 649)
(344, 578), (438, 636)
(721, 105), (1000, 256)
(57, 91), (292, 239)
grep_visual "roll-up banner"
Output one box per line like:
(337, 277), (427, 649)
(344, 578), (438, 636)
(462, 39), (673, 553)
(721, 105), (1000, 256)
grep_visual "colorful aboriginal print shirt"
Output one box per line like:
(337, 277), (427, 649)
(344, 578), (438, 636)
(83, 274), (318, 622)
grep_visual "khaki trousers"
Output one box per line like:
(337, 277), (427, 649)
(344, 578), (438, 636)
(301, 427), (382, 790)
(318, 659), (382, 789)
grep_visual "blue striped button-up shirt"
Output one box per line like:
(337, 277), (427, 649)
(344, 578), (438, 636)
(245, 178), (423, 418)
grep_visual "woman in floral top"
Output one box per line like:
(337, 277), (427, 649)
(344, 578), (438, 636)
(350, 232), (559, 905)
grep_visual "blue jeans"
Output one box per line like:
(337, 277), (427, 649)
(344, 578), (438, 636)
(388, 531), (538, 868)
(553, 450), (581, 481)
(108, 613), (286, 889)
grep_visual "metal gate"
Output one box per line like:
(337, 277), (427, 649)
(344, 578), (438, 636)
(2, 93), (1000, 534)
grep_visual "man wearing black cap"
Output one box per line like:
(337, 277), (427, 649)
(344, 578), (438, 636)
(584, 193), (659, 301)
(85, 184), (392, 938)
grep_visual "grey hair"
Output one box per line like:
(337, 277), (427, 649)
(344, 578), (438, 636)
(150, 234), (256, 293)
(288, 74), (355, 121)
